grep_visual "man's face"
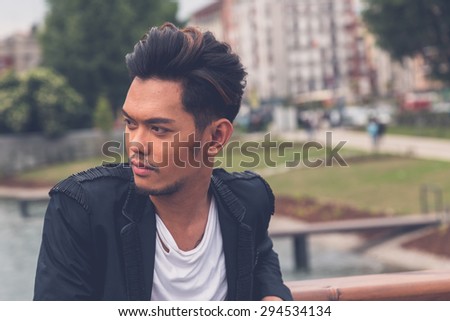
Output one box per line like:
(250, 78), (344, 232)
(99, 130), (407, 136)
(122, 77), (207, 196)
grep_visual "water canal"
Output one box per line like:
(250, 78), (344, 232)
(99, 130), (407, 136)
(0, 200), (406, 300)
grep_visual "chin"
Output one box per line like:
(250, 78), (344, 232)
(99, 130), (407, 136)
(134, 177), (186, 196)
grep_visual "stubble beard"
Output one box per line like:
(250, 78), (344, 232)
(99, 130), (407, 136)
(134, 176), (187, 197)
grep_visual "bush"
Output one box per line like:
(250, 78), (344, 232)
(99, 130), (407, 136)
(0, 68), (89, 137)
(0, 71), (20, 90)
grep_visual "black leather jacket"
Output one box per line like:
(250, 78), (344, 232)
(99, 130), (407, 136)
(34, 164), (292, 300)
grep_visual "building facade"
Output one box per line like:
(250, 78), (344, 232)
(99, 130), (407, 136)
(0, 28), (41, 75)
(190, 0), (438, 106)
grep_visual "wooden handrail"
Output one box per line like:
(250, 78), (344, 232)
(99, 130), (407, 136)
(0, 187), (49, 201)
(270, 215), (442, 237)
(286, 270), (450, 300)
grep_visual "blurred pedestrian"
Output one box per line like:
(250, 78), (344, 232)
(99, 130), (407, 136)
(367, 117), (381, 151)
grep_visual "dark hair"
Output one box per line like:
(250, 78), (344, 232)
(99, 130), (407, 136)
(125, 23), (247, 131)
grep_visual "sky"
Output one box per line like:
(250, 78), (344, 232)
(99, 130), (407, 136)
(0, 0), (214, 38)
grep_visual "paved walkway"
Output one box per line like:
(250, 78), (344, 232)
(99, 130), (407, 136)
(282, 128), (450, 162)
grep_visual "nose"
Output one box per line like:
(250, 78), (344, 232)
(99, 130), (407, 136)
(126, 128), (151, 157)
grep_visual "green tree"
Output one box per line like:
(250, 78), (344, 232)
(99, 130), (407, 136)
(40, 0), (178, 113)
(94, 95), (115, 133)
(0, 71), (20, 90)
(0, 68), (88, 137)
(0, 85), (29, 134)
(0, 72), (24, 133)
(363, 0), (450, 83)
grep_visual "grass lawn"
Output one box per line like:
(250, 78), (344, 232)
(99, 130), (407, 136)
(10, 157), (107, 186)
(266, 156), (450, 215)
(214, 140), (361, 172)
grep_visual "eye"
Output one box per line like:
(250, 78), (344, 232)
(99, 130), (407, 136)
(123, 118), (137, 129)
(151, 126), (168, 135)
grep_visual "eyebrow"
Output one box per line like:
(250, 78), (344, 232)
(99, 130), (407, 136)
(121, 109), (175, 125)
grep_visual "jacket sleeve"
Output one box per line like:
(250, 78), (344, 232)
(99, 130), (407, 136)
(253, 231), (293, 300)
(252, 180), (293, 301)
(34, 192), (96, 300)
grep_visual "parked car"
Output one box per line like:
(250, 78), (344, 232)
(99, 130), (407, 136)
(399, 92), (438, 112)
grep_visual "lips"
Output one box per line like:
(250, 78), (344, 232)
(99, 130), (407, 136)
(130, 159), (158, 177)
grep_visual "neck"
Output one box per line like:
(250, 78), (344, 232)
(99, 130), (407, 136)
(150, 170), (213, 228)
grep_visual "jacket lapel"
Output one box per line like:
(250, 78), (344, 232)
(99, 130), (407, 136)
(121, 181), (156, 300)
(211, 173), (254, 300)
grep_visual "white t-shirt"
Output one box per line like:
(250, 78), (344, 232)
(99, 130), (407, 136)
(151, 196), (228, 300)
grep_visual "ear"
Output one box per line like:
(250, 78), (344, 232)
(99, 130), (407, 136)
(206, 118), (233, 157)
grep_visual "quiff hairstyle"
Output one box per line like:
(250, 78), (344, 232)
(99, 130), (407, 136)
(125, 23), (247, 131)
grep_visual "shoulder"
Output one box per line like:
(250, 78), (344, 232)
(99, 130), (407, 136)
(212, 168), (275, 216)
(50, 163), (132, 212)
(212, 167), (270, 184)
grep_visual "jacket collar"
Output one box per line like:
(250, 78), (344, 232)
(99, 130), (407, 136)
(120, 170), (255, 300)
(210, 172), (254, 300)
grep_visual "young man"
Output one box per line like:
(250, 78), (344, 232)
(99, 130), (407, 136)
(34, 23), (292, 301)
